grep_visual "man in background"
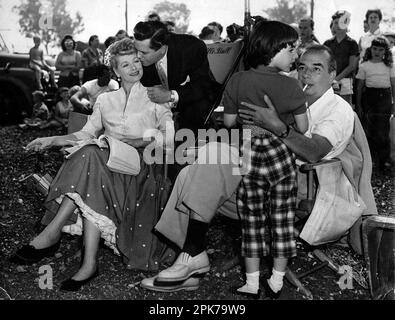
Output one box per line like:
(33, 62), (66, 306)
(297, 17), (319, 57)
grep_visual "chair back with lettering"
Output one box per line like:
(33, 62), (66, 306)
(204, 41), (245, 127)
(206, 41), (244, 84)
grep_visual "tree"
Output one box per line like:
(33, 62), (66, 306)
(264, 0), (308, 25)
(13, 0), (84, 53)
(150, 1), (190, 34)
(381, 1), (395, 33)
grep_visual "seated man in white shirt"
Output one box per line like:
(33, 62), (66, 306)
(71, 64), (119, 114)
(141, 45), (355, 298)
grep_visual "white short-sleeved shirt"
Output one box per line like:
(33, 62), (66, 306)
(305, 88), (354, 160)
(82, 79), (119, 107)
(356, 61), (395, 88)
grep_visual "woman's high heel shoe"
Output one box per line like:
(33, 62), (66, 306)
(60, 269), (99, 292)
(9, 240), (61, 265)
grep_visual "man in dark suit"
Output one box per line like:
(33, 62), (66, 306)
(133, 21), (220, 135)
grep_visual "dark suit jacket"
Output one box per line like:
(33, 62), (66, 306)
(140, 33), (220, 132)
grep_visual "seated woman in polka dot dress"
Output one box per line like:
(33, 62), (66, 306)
(10, 38), (176, 291)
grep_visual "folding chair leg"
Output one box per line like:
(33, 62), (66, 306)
(285, 268), (313, 300)
(312, 249), (340, 273)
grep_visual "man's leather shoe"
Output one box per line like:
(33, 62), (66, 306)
(156, 251), (210, 282)
(60, 269), (99, 292)
(141, 276), (200, 292)
(9, 241), (61, 265)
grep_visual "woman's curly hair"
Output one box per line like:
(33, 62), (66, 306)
(362, 36), (393, 67)
(104, 38), (137, 70)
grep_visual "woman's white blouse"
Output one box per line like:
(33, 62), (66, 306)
(74, 82), (174, 148)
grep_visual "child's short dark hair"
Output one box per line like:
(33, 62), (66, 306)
(245, 20), (298, 68)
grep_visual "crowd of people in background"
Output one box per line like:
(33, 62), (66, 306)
(24, 7), (395, 174)
(24, 7), (394, 173)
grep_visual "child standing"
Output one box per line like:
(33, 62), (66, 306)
(356, 36), (395, 171)
(223, 20), (308, 299)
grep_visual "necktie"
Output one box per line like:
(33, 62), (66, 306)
(156, 61), (169, 90)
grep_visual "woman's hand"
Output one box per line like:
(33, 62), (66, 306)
(25, 135), (76, 151)
(26, 136), (56, 151)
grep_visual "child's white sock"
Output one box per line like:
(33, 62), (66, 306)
(268, 268), (285, 293)
(237, 271), (260, 294)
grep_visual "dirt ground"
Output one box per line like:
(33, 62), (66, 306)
(0, 125), (394, 301)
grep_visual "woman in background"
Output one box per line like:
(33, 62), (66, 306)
(55, 35), (81, 88)
(356, 36), (395, 171)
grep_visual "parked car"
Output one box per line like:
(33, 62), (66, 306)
(0, 34), (57, 125)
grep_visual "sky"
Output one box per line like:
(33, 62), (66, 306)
(0, 0), (394, 53)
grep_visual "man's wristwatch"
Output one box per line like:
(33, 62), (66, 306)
(278, 125), (291, 139)
(170, 90), (176, 103)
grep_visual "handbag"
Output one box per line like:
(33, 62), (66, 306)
(299, 163), (366, 246)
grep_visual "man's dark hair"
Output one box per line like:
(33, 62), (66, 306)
(148, 12), (161, 21)
(164, 20), (176, 32)
(365, 9), (383, 22)
(60, 34), (76, 51)
(133, 21), (170, 50)
(96, 64), (110, 77)
(88, 35), (98, 46)
(104, 36), (116, 48)
(208, 21), (223, 34)
(302, 45), (337, 73)
(199, 26), (215, 40)
(115, 29), (129, 38)
(245, 20), (298, 68)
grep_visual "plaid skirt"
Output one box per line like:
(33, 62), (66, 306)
(237, 132), (297, 259)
